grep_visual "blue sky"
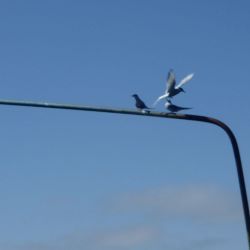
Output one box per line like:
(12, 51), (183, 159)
(0, 0), (250, 249)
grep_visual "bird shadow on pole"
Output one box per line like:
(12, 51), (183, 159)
(0, 99), (249, 249)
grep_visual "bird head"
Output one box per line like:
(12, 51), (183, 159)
(132, 94), (138, 98)
(179, 88), (185, 93)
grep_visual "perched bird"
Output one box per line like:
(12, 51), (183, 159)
(165, 100), (191, 113)
(132, 94), (151, 112)
(153, 69), (194, 106)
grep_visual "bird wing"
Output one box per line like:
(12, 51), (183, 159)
(166, 70), (176, 93)
(153, 93), (169, 106)
(176, 73), (194, 89)
(140, 100), (148, 109)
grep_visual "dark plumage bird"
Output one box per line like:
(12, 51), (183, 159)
(165, 100), (191, 113)
(132, 94), (151, 112)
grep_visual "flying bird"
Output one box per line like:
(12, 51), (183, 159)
(165, 100), (192, 113)
(132, 94), (151, 112)
(153, 69), (194, 106)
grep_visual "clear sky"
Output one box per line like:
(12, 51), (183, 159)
(0, 0), (250, 249)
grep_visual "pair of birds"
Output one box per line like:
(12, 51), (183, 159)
(132, 69), (194, 113)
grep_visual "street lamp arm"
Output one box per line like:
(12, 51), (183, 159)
(0, 99), (249, 248)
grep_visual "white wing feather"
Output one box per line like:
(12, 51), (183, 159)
(166, 70), (176, 93)
(153, 93), (169, 106)
(176, 73), (194, 89)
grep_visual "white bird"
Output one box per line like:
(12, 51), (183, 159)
(153, 70), (194, 106)
(165, 100), (192, 113)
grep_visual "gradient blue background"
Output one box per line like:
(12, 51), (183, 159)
(0, 0), (250, 249)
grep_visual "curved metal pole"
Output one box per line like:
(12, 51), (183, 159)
(0, 99), (249, 248)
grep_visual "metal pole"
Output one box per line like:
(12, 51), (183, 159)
(0, 99), (249, 248)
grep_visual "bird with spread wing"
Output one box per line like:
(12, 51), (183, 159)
(153, 69), (194, 106)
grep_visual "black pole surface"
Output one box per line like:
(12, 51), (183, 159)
(0, 99), (249, 248)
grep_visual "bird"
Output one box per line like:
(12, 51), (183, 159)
(153, 69), (194, 106)
(165, 99), (192, 113)
(132, 94), (151, 112)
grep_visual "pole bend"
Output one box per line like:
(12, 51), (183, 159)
(0, 99), (249, 247)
